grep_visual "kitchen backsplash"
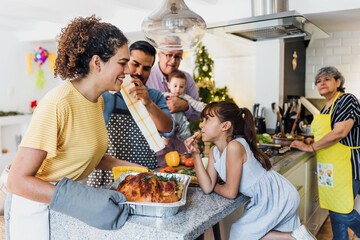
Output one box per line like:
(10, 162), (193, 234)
(306, 31), (360, 99)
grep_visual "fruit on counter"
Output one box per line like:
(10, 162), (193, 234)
(180, 156), (187, 165)
(158, 166), (175, 173)
(184, 158), (194, 167)
(165, 151), (180, 167)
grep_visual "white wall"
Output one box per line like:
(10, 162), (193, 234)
(255, 40), (284, 131)
(180, 33), (256, 110)
(0, 30), (61, 113)
(212, 56), (256, 110)
(306, 30), (360, 99)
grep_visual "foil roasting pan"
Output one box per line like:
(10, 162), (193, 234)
(110, 171), (191, 217)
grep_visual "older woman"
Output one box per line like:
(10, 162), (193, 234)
(5, 15), (146, 239)
(291, 66), (360, 239)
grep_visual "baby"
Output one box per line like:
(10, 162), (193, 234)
(163, 70), (206, 146)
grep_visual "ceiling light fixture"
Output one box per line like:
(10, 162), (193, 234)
(141, 0), (207, 50)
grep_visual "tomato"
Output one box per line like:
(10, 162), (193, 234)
(165, 151), (180, 167)
(158, 168), (167, 173)
(180, 156), (187, 165)
(185, 158), (194, 167)
(158, 166), (175, 173)
(164, 166), (175, 173)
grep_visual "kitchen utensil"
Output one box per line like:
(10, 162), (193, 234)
(299, 121), (312, 135)
(290, 105), (302, 136)
(257, 143), (281, 148)
(256, 107), (267, 133)
(252, 103), (260, 118)
(260, 107), (265, 118)
(272, 102), (285, 138)
(300, 96), (320, 115)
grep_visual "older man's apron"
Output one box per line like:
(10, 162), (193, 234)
(311, 92), (359, 213)
(87, 96), (157, 188)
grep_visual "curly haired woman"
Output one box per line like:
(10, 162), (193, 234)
(5, 15), (145, 239)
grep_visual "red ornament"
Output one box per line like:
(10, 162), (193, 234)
(31, 100), (37, 109)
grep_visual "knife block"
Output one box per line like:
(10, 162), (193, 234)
(255, 117), (266, 134)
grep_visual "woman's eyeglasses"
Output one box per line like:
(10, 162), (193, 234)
(161, 52), (183, 61)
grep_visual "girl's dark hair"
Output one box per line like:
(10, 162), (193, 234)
(315, 66), (345, 93)
(201, 101), (272, 170)
(55, 15), (128, 80)
(168, 70), (187, 83)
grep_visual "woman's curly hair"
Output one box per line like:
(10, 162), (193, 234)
(55, 15), (128, 80)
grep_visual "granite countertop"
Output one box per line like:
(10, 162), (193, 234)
(50, 187), (249, 240)
(50, 150), (313, 240)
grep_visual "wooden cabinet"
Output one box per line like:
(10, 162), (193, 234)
(284, 154), (328, 235)
(0, 115), (32, 172)
(283, 161), (307, 224)
(304, 155), (329, 235)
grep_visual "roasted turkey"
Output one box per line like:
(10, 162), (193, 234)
(116, 172), (181, 203)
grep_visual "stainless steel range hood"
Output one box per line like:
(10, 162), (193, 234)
(207, 10), (329, 41)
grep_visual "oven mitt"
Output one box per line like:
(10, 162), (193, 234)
(49, 177), (128, 230)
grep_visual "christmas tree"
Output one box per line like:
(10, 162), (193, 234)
(193, 42), (233, 104)
(190, 43), (233, 150)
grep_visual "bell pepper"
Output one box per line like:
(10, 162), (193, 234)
(165, 151), (180, 167)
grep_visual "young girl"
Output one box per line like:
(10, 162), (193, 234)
(184, 101), (315, 240)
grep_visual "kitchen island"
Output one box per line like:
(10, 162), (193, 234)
(50, 150), (323, 239)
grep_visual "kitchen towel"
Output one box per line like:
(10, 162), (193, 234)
(120, 76), (165, 153)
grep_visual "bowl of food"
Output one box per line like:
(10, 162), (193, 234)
(273, 134), (304, 146)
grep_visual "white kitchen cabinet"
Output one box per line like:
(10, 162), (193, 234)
(0, 115), (32, 172)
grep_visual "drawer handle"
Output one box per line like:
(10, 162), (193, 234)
(296, 185), (303, 192)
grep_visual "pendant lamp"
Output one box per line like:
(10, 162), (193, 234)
(141, 0), (207, 50)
